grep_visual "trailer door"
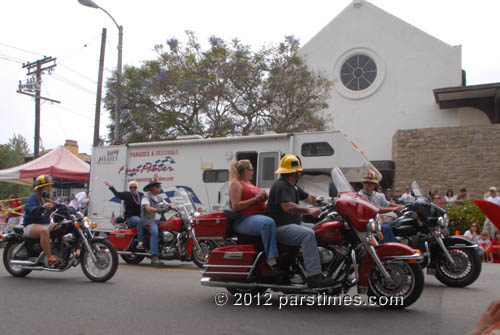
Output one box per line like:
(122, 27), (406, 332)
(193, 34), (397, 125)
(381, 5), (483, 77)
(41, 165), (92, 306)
(257, 152), (279, 189)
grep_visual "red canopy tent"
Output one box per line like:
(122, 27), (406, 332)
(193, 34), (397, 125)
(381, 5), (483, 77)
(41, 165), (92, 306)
(0, 146), (90, 186)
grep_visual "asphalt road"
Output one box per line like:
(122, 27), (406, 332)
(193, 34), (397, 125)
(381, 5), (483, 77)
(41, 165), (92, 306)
(0, 251), (498, 335)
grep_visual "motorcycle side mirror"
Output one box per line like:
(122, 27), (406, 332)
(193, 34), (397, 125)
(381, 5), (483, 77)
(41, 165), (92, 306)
(329, 182), (338, 198)
(315, 196), (325, 206)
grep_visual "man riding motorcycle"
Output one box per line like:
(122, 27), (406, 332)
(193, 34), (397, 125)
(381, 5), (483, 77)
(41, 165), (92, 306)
(22, 174), (60, 268)
(141, 180), (169, 265)
(358, 170), (401, 242)
(266, 154), (336, 288)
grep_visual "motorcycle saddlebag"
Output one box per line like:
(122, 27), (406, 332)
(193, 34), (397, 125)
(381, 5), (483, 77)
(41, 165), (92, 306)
(108, 228), (136, 250)
(193, 211), (229, 239)
(203, 245), (258, 280)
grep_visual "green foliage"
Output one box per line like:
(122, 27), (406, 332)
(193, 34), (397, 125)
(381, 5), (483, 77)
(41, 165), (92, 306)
(446, 201), (486, 234)
(104, 33), (333, 143)
(0, 134), (32, 200)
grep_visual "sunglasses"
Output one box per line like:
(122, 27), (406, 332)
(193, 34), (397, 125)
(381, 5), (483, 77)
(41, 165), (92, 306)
(129, 187), (137, 190)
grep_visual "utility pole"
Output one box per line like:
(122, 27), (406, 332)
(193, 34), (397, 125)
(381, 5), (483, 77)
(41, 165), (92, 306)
(94, 28), (107, 147)
(17, 56), (60, 158)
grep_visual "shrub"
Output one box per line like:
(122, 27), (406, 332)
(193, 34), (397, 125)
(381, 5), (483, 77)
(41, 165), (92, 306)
(446, 201), (486, 234)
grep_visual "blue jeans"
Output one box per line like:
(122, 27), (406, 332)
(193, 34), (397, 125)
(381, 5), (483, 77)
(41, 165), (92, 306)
(381, 222), (396, 243)
(126, 216), (143, 242)
(234, 215), (279, 259)
(148, 220), (162, 255)
(276, 223), (322, 277)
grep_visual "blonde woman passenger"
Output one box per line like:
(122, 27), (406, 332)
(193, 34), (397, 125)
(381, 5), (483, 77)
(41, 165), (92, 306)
(228, 160), (282, 276)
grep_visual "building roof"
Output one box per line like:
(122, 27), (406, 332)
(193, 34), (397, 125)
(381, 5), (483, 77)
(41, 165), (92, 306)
(433, 82), (500, 124)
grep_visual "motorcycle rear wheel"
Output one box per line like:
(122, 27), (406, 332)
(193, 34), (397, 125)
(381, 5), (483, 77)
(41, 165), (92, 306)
(434, 248), (481, 288)
(121, 254), (145, 264)
(3, 241), (32, 277)
(368, 262), (424, 309)
(81, 240), (118, 282)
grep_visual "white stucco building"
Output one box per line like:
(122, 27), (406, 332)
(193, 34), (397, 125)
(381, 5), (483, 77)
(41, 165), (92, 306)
(300, 0), (490, 164)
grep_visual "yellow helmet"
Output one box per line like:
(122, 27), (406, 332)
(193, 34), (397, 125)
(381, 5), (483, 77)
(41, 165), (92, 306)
(34, 174), (54, 191)
(275, 154), (303, 174)
(361, 170), (379, 185)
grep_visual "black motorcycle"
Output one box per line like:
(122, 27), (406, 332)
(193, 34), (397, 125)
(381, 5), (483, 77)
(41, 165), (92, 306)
(2, 203), (119, 282)
(391, 181), (481, 287)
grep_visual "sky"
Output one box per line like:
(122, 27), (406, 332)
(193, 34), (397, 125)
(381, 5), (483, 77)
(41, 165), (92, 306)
(1, 0), (499, 155)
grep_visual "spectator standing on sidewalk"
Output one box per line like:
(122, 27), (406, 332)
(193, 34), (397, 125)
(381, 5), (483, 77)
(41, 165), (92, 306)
(483, 187), (500, 239)
(444, 189), (456, 206)
(7, 194), (23, 233)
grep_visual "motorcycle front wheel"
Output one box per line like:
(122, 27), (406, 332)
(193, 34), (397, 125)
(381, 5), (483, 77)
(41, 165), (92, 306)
(81, 239), (118, 282)
(368, 262), (424, 309)
(192, 240), (213, 268)
(434, 248), (481, 287)
(3, 241), (32, 277)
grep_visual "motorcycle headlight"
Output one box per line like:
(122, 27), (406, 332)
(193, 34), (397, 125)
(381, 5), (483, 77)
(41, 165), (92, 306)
(367, 218), (381, 234)
(437, 215), (449, 229)
(82, 217), (92, 228)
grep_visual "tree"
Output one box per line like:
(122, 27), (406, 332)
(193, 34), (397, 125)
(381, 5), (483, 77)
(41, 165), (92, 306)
(104, 33), (333, 143)
(0, 134), (32, 200)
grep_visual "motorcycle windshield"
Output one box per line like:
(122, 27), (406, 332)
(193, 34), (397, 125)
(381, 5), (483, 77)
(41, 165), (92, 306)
(168, 188), (196, 218)
(411, 181), (428, 201)
(331, 167), (355, 194)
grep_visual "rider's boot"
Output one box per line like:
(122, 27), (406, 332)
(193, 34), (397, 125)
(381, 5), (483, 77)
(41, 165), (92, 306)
(47, 256), (62, 269)
(151, 255), (162, 266)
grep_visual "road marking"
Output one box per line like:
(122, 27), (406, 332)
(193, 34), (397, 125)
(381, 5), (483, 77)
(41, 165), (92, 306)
(120, 264), (200, 273)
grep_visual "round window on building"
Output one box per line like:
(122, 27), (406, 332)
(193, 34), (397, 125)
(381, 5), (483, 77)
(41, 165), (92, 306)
(340, 54), (377, 91)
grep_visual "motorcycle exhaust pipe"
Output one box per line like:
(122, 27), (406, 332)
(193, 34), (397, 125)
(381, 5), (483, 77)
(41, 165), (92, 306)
(117, 251), (151, 256)
(20, 266), (65, 272)
(201, 277), (309, 291)
(10, 260), (38, 266)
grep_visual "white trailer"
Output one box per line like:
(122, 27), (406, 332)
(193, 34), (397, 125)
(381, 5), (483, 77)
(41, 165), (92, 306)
(89, 131), (379, 232)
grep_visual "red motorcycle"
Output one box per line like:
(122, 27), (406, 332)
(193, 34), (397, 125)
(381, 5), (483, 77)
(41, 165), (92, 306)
(201, 168), (425, 309)
(108, 190), (231, 268)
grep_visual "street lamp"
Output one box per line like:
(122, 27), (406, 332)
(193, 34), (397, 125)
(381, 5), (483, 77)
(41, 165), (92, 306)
(78, 0), (123, 143)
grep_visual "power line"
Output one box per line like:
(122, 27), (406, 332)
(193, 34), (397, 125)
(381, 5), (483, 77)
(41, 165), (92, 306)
(0, 53), (26, 64)
(60, 34), (101, 61)
(59, 63), (97, 84)
(0, 42), (45, 57)
(50, 73), (95, 96)
(52, 104), (94, 121)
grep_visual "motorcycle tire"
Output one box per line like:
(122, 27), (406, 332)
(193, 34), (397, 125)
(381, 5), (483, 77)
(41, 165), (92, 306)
(434, 248), (482, 288)
(81, 239), (119, 282)
(192, 241), (213, 269)
(3, 241), (32, 277)
(120, 254), (145, 264)
(368, 262), (424, 309)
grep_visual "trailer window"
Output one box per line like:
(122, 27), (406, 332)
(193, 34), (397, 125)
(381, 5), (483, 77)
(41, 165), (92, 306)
(301, 142), (334, 157)
(203, 170), (229, 183)
(262, 157), (275, 181)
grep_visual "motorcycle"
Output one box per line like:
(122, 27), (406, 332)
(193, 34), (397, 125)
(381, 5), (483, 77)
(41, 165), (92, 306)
(391, 181), (482, 287)
(108, 189), (232, 268)
(201, 168), (425, 309)
(2, 203), (118, 282)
